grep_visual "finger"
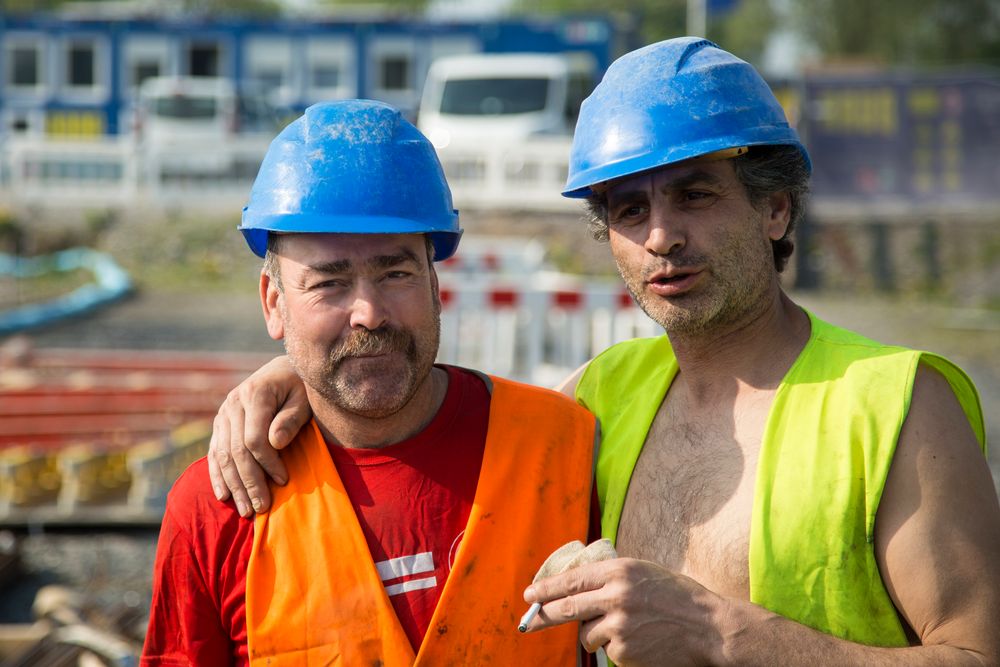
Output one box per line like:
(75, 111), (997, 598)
(524, 590), (607, 632)
(269, 384), (312, 452)
(215, 399), (254, 517)
(579, 616), (611, 655)
(524, 560), (612, 603)
(239, 386), (289, 486)
(226, 400), (273, 514)
(207, 422), (230, 501)
(218, 449), (254, 518)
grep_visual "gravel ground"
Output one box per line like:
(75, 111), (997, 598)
(2, 281), (998, 630)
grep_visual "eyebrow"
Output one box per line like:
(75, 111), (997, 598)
(659, 169), (725, 193)
(306, 249), (421, 276)
(607, 168), (725, 206)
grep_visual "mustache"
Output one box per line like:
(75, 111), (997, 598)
(329, 326), (414, 364)
(640, 254), (708, 281)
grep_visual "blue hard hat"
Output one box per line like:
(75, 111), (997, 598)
(563, 37), (811, 198)
(240, 99), (462, 259)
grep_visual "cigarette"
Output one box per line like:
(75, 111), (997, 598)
(517, 602), (542, 633)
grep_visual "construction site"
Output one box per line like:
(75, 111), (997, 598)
(1, 4), (999, 666)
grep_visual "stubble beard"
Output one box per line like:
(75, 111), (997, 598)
(616, 212), (776, 340)
(283, 310), (441, 420)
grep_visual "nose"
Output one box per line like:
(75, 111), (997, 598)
(348, 281), (389, 331)
(644, 203), (685, 257)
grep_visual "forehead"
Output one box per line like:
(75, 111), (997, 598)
(603, 158), (738, 200)
(276, 233), (426, 266)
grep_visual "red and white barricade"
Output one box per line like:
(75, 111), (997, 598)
(436, 278), (660, 387)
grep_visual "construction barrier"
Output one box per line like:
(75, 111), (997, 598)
(437, 276), (659, 387)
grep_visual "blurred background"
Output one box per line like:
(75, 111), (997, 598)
(0, 0), (997, 664)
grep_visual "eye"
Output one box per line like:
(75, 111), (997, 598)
(609, 203), (648, 225)
(680, 190), (716, 208)
(311, 279), (347, 290)
(383, 270), (412, 280)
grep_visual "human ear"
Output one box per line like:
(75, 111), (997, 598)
(766, 191), (792, 241)
(260, 270), (285, 341)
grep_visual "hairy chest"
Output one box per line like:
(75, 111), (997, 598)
(614, 387), (775, 599)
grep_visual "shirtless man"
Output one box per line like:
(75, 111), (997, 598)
(208, 39), (1000, 665)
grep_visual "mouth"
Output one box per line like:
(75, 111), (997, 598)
(645, 268), (703, 295)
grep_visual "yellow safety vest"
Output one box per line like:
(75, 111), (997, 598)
(576, 311), (985, 646)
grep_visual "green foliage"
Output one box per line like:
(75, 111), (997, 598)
(317, 0), (432, 13)
(176, 0), (282, 14)
(512, 0), (687, 45)
(4, 0), (283, 15)
(793, 0), (1000, 66)
(511, 0), (773, 66)
(710, 0), (775, 64)
(513, 0), (999, 68)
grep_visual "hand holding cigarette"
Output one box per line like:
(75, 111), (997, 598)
(518, 538), (618, 632)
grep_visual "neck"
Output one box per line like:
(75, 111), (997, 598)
(308, 366), (450, 449)
(667, 289), (810, 406)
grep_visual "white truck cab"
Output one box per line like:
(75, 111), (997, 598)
(134, 76), (276, 145)
(417, 53), (595, 149)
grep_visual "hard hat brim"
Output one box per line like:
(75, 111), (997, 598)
(239, 212), (463, 261)
(562, 134), (811, 199)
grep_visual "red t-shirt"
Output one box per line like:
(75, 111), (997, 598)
(141, 365), (490, 665)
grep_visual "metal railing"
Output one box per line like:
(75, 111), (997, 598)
(0, 135), (580, 213)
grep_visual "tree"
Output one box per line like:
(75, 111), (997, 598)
(512, 0), (776, 66)
(793, 0), (1000, 67)
(2, 0), (283, 16)
(316, 0), (432, 14)
(512, 0), (687, 46)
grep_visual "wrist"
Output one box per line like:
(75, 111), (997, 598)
(710, 595), (757, 667)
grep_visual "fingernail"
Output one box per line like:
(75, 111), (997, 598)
(524, 586), (536, 599)
(212, 485), (224, 500)
(274, 474), (287, 486)
(251, 497), (262, 512)
(236, 500), (249, 516)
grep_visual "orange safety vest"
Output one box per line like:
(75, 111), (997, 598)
(245, 374), (596, 666)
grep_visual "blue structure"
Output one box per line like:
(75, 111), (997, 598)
(0, 12), (627, 137)
(0, 248), (132, 334)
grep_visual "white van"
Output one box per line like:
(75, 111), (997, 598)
(134, 76), (277, 145)
(417, 53), (595, 149)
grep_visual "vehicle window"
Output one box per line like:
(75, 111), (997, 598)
(565, 71), (593, 123)
(440, 78), (550, 115)
(238, 95), (277, 131)
(152, 96), (218, 119)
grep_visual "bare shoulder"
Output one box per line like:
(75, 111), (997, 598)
(874, 361), (1000, 656)
(554, 360), (592, 398)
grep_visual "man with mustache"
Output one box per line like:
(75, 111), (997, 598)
(141, 100), (597, 666)
(207, 39), (999, 665)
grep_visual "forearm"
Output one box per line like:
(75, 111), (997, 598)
(718, 600), (991, 667)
